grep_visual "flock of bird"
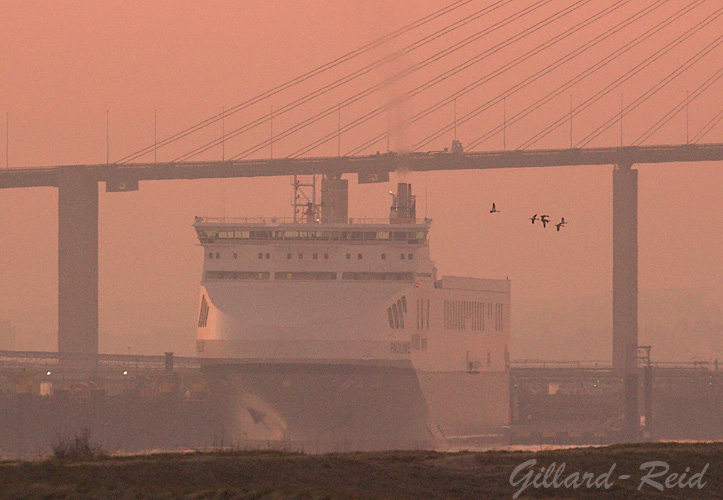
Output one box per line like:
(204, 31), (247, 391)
(489, 203), (567, 231)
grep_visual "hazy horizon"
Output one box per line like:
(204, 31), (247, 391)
(1, 285), (720, 363)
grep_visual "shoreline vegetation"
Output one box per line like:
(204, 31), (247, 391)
(1, 442), (720, 499)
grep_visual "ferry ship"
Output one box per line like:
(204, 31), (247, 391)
(194, 176), (510, 450)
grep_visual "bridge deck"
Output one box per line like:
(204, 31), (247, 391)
(2, 143), (722, 189)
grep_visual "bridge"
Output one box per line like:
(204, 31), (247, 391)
(2, 143), (721, 374)
(2, 143), (723, 187)
(2, 1), (723, 440)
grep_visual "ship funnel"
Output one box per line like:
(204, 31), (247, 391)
(321, 176), (348, 223)
(389, 183), (416, 223)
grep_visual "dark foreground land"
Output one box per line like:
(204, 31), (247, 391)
(0, 442), (721, 499)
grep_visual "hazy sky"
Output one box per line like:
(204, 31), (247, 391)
(1, 1), (721, 355)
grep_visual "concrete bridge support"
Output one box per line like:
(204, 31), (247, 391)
(612, 163), (639, 438)
(57, 167), (98, 362)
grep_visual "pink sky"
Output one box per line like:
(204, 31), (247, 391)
(0, 1), (721, 355)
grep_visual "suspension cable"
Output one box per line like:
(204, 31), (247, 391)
(223, 0), (555, 161)
(575, 35), (723, 147)
(115, 0), (474, 163)
(175, 0), (524, 162)
(409, 0), (650, 152)
(480, 0), (715, 150)
(691, 108), (723, 143)
(633, 68), (723, 145)
(298, 0), (612, 158)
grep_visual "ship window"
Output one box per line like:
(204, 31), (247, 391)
(387, 308), (395, 328)
(412, 334), (420, 350)
(351, 231), (364, 241)
(198, 295), (209, 328)
(381, 253), (386, 260)
(377, 231), (390, 240)
(313, 253), (318, 260)
(408, 254), (413, 260)
(346, 253), (351, 260)
(258, 253), (262, 259)
(298, 253), (303, 259)
(341, 272), (414, 281)
(401, 295), (407, 313)
(427, 299), (430, 329)
(416, 299), (420, 330)
(208, 253), (213, 259)
(391, 303), (400, 328)
(324, 253), (329, 259)
(357, 253), (362, 260)
(266, 253), (270, 259)
(396, 299), (405, 328)
(204, 271), (270, 280)
(215, 252), (220, 259)
(400, 254), (405, 260)
(287, 253), (292, 259)
(251, 230), (272, 240)
(274, 272), (337, 280)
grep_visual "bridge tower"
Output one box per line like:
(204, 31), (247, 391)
(57, 167), (99, 363)
(612, 162), (639, 438)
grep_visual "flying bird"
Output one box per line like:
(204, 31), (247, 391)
(530, 214), (538, 224)
(555, 217), (567, 231)
(540, 214), (550, 228)
(490, 203), (499, 213)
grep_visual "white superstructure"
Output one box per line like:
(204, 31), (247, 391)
(194, 178), (510, 449)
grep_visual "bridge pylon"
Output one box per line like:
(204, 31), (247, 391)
(613, 162), (640, 439)
(57, 167), (98, 365)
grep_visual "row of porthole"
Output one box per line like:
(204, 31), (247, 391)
(208, 252), (243, 259)
(288, 253), (329, 260)
(208, 252), (415, 260)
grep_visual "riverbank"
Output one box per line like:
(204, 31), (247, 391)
(0, 442), (720, 499)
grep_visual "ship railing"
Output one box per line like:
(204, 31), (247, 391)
(510, 359), (611, 369)
(511, 359), (720, 371)
(0, 350), (201, 372)
(194, 216), (431, 225)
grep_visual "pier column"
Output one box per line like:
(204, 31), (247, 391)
(57, 167), (98, 362)
(612, 164), (638, 374)
(613, 163), (639, 438)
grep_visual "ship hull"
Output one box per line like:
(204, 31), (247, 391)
(203, 359), (434, 451)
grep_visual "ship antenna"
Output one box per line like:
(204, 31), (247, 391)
(425, 172), (429, 219)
